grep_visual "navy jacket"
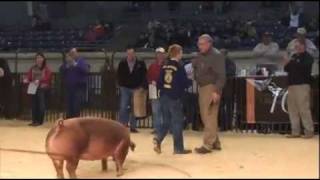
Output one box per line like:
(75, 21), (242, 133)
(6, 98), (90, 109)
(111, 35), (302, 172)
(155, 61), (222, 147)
(157, 59), (191, 100)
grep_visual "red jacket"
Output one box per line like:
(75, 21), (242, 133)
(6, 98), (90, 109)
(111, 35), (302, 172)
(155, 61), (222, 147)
(26, 65), (52, 89)
(147, 62), (162, 84)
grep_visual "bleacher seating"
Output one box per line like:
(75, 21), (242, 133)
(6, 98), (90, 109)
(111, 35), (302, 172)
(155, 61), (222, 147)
(0, 28), (113, 52)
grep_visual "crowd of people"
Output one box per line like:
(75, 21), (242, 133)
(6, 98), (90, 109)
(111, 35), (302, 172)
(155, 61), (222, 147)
(83, 20), (113, 43)
(135, 3), (318, 51)
(0, 24), (318, 156)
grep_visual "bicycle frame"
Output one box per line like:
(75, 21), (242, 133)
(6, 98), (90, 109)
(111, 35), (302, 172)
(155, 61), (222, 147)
(248, 75), (288, 114)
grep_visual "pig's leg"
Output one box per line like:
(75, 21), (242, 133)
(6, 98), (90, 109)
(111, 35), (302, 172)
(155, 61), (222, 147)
(52, 159), (64, 179)
(66, 158), (79, 179)
(114, 141), (129, 177)
(101, 158), (108, 171)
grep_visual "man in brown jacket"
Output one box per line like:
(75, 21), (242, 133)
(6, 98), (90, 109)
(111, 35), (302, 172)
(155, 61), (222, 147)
(192, 34), (226, 154)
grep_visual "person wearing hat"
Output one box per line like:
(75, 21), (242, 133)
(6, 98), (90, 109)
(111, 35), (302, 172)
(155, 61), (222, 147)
(147, 47), (166, 134)
(287, 27), (318, 58)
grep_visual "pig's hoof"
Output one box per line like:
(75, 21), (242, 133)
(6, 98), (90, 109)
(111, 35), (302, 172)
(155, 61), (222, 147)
(116, 171), (124, 177)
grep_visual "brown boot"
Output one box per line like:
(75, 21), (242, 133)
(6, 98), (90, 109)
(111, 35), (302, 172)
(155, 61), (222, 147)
(286, 134), (301, 138)
(212, 137), (222, 150)
(194, 146), (212, 154)
(212, 142), (221, 150)
(302, 134), (314, 139)
(153, 138), (161, 154)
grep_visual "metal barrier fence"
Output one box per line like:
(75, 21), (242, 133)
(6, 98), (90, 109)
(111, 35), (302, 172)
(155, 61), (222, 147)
(1, 72), (319, 134)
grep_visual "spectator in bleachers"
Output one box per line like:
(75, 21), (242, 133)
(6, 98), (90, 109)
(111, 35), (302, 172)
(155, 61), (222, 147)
(23, 53), (52, 126)
(60, 48), (90, 118)
(31, 14), (42, 31)
(244, 21), (257, 39)
(281, 3), (305, 31)
(84, 25), (97, 43)
(147, 47), (166, 134)
(94, 20), (106, 39)
(287, 27), (318, 58)
(0, 58), (13, 119)
(117, 46), (147, 133)
(253, 32), (280, 67)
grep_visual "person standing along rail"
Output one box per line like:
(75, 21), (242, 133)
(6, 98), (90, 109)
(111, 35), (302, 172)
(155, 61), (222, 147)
(60, 48), (90, 118)
(23, 52), (52, 126)
(117, 46), (147, 133)
(283, 40), (314, 139)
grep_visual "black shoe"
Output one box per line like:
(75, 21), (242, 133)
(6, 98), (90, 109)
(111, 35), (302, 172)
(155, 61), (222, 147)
(130, 129), (139, 133)
(194, 146), (212, 154)
(174, 149), (192, 154)
(34, 123), (43, 126)
(28, 123), (36, 126)
(153, 138), (161, 154)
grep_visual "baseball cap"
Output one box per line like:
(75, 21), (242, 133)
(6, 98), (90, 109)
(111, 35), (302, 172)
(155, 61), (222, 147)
(155, 47), (166, 53)
(297, 27), (307, 35)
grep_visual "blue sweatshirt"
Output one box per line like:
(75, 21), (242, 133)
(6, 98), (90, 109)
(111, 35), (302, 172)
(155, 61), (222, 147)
(157, 59), (191, 100)
(60, 57), (90, 89)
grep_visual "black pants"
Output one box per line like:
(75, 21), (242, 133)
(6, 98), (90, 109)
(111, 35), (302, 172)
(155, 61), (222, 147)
(218, 96), (234, 131)
(66, 87), (85, 118)
(31, 89), (47, 124)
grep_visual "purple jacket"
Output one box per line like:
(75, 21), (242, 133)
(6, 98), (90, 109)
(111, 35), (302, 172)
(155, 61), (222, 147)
(60, 57), (90, 89)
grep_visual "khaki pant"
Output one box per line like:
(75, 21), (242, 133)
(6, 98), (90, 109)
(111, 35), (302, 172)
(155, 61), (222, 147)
(198, 84), (220, 149)
(133, 88), (147, 118)
(287, 84), (314, 136)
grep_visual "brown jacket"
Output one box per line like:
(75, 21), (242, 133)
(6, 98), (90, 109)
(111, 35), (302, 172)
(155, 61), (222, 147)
(192, 48), (226, 94)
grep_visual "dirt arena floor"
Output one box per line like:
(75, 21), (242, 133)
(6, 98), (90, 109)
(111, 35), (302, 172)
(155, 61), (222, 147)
(0, 119), (319, 179)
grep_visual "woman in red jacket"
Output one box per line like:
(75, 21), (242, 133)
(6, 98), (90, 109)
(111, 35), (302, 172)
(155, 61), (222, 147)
(23, 52), (52, 126)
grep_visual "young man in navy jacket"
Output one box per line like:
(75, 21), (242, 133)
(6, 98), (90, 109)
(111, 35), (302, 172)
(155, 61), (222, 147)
(153, 44), (192, 154)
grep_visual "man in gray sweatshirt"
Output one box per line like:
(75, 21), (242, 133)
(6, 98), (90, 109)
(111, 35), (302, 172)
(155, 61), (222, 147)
(192, 34), (226, 154)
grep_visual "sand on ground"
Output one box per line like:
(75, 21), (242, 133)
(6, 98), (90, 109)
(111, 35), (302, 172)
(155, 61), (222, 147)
(0, 119), (319, 179)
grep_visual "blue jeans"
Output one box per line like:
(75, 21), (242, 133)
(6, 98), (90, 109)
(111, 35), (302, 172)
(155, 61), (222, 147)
(151, 99), (163, 134)
(66, 86), (84, 118)
(119, 87), (137, 130)
(31, 89), (46, 124)
(156, 95), (185, 153)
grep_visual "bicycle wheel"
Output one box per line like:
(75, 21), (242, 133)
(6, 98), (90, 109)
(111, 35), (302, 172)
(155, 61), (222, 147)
(281, 90), (288, 113)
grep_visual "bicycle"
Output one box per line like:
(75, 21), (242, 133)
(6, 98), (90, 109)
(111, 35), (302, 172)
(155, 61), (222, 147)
(248, 75), (288, 114)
